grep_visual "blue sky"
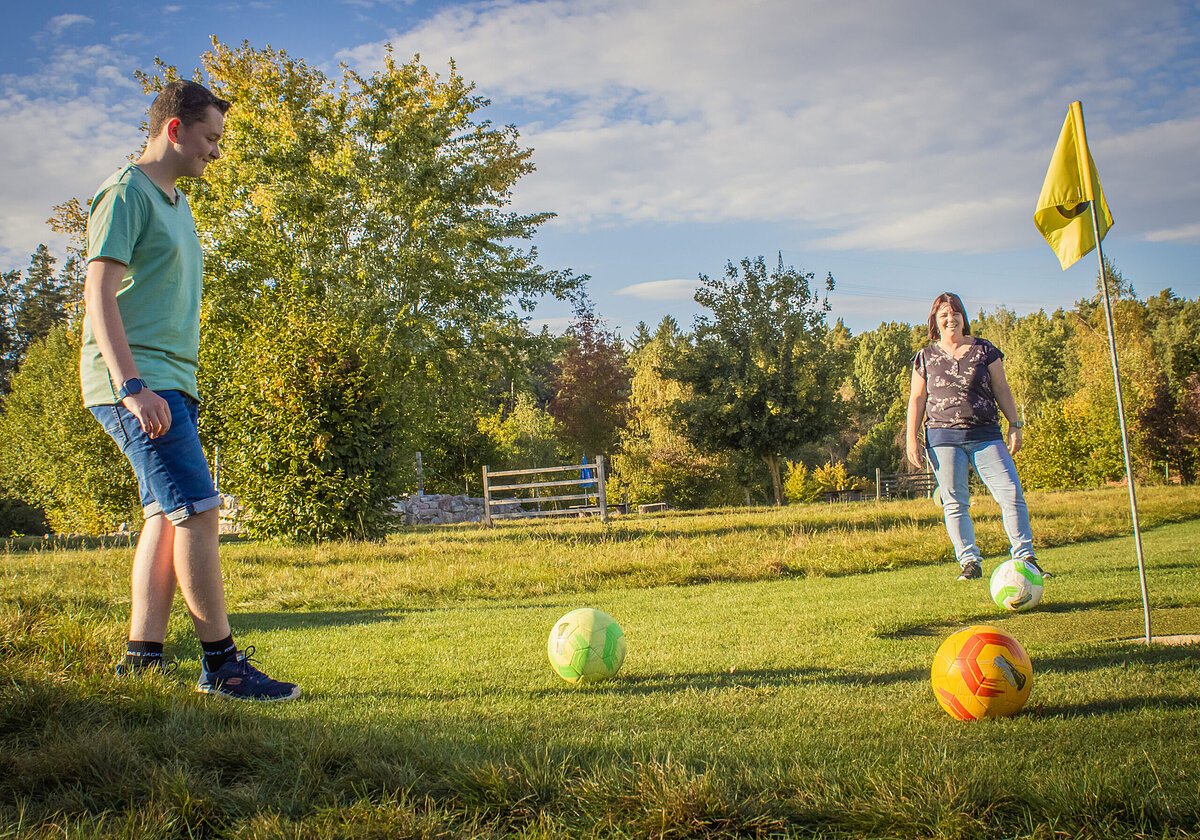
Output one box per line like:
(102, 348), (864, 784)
(2, 0), (1199, 337)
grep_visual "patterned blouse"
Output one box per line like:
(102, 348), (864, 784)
(912, 338), (1004, 443)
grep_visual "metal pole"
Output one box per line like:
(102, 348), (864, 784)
(1093, 234), (1152, 644)
(416, 450), (424, 496)
(597, 455), (609, 523)
(1075, 102), (1152, 644)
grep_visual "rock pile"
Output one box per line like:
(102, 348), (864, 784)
(397, 493), (486, 526)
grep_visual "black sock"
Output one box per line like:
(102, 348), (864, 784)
(201, 635), (237, 672)
(124, 640), (164, 670)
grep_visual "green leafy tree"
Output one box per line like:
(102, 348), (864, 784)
(0, 269), (17, 390)
(666, 255), (842, 505)
(974, 307), (1074, 418)
(1025, 298), (1163, 486)
(0, 325), (140, 533)
(477, 392), (569, 470)
(846, 396), (907, 477)
(135, 40), (579, 538)
(1146, 290), (1200, 395)
(608, 317), (741, 508)
(851, 321), (913, 421)
(216, 300), (406, 541)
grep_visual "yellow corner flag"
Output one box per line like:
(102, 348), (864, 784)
(1034, 101), (1114, 270)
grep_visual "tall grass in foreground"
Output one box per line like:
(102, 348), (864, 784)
(1, 487), (1198, 838)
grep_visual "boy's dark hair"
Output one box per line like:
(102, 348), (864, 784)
(926, 291), (971, 342)
(148, 80), (231, 137)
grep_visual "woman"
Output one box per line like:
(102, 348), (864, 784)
(905, 292), (1050, 581)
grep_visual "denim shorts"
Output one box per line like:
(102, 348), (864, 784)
(90, 390), (220, 524)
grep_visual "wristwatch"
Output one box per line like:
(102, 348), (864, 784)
(1009, 420), (1024, 429)
(116, 378), (147, 400)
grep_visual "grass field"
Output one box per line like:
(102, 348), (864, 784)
(2, 486), (1199, 838)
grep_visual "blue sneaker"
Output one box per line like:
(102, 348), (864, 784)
(196, 646), (300, 702)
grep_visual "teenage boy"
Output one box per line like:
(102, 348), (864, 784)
(81, 80), (298, 701)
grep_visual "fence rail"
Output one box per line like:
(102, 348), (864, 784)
(482, 458), (608, 525)
(875, 468), (938, 500)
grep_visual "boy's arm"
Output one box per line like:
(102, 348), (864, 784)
(84, 257), (172, 438)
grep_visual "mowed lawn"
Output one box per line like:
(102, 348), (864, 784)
(2, 486), (1199, 839)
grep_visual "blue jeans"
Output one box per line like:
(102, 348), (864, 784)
(926, 439), (1034, 566)
(90, 390), (220, 524)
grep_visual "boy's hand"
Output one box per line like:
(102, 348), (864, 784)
(124, 390), (172, 438)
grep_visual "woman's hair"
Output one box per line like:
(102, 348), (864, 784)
(927, 292), (971, 342)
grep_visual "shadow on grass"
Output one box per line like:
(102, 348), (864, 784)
(876, 599), (1134, 638)
(1037, 642), (1200, 674)
(395, 507), (946, 549)
(528, 664), (929, 697)
(228, 607), (425, 633)
(1035, 693), (1200, 718)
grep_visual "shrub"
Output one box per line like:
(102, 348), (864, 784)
(205, 301), (406, 541)
(0, 326), (140, 533)
(785, 459), (868, 503)
(783, 460), (821, 503)
(608, 442), (742, 509)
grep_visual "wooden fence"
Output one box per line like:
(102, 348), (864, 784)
(875, 468), (938, 500)
(482, 457), (608, 525)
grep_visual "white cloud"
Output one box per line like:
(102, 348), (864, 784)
(339, 0), (1200, 255)
(616, 278), (699, 301)
(46, 14), (94, 36)
(1144, 224), (1200, 243)
(0, 43), (144, 265)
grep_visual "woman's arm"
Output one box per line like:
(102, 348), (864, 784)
(988, 357), (1023, 455)
(905, 367), (928, 469)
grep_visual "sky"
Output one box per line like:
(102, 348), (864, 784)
(2, 0), (1199, 337)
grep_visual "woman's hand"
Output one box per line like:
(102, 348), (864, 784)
(1007, 426), (1023, 455)
(906, 438), (924, 470)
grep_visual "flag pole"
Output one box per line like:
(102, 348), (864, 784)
(1073, 102), (1152, 644)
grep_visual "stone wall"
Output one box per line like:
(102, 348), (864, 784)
(397, 493), (486, 526)
(217, 492), (487, 533)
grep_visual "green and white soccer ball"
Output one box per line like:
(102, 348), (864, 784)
(989, 559), (1044, 612)
(547, 608), (626, 684)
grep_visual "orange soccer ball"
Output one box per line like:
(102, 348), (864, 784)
(930, 625), (1033, 720)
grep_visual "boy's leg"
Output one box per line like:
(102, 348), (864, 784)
(172, 506), (231, 642)
(128, 512), (176, 643)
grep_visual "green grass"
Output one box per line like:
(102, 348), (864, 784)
(2, 487), (1199, 838)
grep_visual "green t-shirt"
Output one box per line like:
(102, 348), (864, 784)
(80, 164), (203, 406)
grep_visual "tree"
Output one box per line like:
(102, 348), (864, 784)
(0, 244), (81, 395)
(608, 316), (742, 509)
(549, 300), (631, 458)
(0, 325), (141, 533)
(851, 321), (913, 422)
(135, 40), (580, 538)
(974, 307), (1074, 418)
(666, 254), (842, 505)
(477, 392), (569, 470)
